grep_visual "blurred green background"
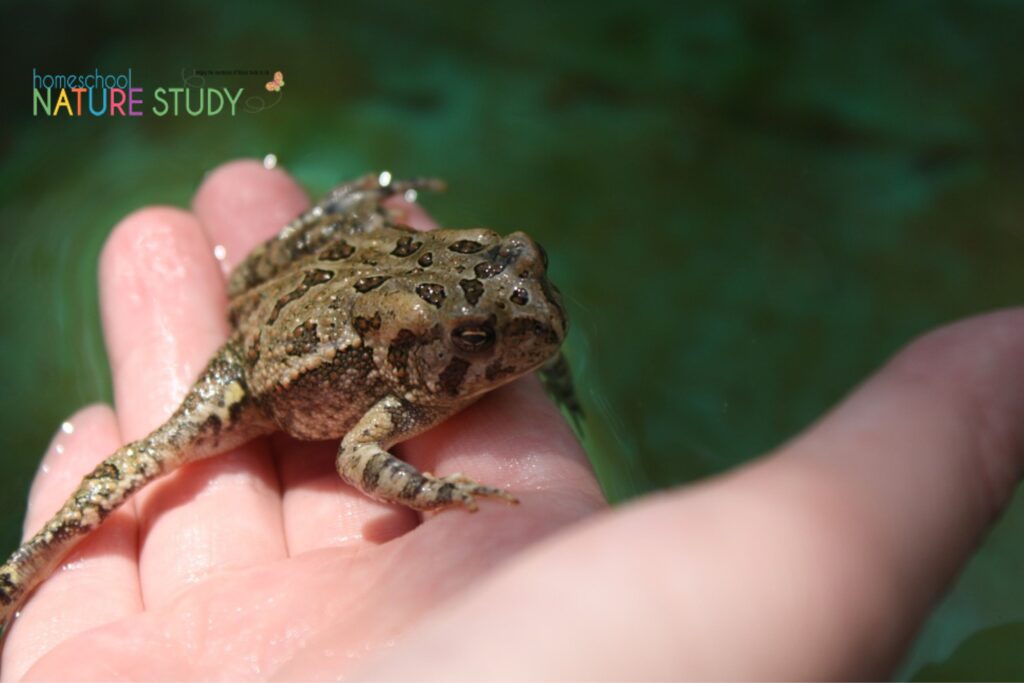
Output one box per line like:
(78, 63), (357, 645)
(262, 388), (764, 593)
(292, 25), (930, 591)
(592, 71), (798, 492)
(3, 0), (1024, 677)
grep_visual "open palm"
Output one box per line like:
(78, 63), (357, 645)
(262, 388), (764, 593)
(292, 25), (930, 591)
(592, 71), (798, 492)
(9, 159), (1024, 681)
(2, 160), (604, 680)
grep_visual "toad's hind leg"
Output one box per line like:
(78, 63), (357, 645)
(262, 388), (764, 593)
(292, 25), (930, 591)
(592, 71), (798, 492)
(335, 396), (518, 512)
(227, 174), (446, 297)
(0, 340), (273, 629)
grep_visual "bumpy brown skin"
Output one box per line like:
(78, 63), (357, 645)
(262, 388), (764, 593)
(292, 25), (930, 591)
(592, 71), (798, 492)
(0, 174), (567, 630)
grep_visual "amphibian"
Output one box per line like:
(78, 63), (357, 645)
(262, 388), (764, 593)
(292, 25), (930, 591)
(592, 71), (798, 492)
(0, 173), (567, 628)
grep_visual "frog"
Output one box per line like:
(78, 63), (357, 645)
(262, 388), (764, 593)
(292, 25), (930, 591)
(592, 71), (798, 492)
(0, 172), (569, 629)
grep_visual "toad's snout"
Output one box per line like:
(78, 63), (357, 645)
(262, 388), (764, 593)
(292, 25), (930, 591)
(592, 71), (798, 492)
(497, 232), (567, 345)
(497, 231), (549, 279)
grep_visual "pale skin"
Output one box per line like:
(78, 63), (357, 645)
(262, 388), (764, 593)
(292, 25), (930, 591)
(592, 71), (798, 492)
(3, 159), (1022, 680)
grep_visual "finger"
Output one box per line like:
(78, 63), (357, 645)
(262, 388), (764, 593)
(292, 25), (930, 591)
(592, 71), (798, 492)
(192, 160), (418, 555)
(352, 309), (1024, 681)
(191, 159), (310, 272)
(383, 195), (439, 232)
(100, 207), (286, 609)
(2, 406), (141, 682)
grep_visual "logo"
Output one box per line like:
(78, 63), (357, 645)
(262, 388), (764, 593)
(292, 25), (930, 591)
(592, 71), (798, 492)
(31, 68), (286, 118)
(265, 71), (285, 93)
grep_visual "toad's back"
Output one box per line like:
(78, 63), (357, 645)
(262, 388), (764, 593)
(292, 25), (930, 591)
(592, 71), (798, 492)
(231, 210), (565, 440)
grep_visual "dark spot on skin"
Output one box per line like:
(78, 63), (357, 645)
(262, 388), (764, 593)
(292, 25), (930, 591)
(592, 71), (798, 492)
(354, 312), (382, 335)
(268, 269), (335, 324)
(400, 475), (429, 501)
(417, 252), (433, 267)
(380, 458), (420, 494)
(391, 236), (423, 257)
(451, 318), (496, 353)
(449, 239), (484, 254)
(48, 518), (80, 542)
(204, 413), (223, 435)
(286, 320), (320, 356)
(488, 242), (522, 269)
(388, 329), (420, 379)
(319, 241), (355, 261)
(459, 278), (484, 306)
(510, 288), (529, 305)
(229, 397), (246, 425)
(354, 276), (390, 293)
(439, 357), (471, 396)
(361, 451), (388, 491)
(416, 283), (447, 308)
(90, 461), (120, 481)
(474, 261), (505, 279)
(0, 572), (16, 604)
(436, 482), (456, 504)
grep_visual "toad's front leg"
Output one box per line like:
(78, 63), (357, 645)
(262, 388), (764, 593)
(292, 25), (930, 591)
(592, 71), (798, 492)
(335, 396), (518, 512)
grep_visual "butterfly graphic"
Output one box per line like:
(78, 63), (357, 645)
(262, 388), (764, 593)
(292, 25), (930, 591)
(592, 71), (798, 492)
(265, 71), (285, 92)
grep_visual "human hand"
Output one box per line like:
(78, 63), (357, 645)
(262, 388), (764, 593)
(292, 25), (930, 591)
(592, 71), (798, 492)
(1, 160), (604, 680)
(340, 311), (1024, 680)
(7, 160), (1021, 680)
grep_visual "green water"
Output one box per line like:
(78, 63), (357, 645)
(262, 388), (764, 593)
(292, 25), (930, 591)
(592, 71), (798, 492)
(4, 1), (1024, 677)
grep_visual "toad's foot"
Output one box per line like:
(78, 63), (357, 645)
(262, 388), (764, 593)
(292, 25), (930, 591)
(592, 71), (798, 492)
(337, 440), (520, 512)
(335, 397), (519, 512)
(420, 472), (519, 513)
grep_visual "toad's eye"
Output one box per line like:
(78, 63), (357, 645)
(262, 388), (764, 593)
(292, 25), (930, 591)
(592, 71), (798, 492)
(451, 322), (496, 352)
